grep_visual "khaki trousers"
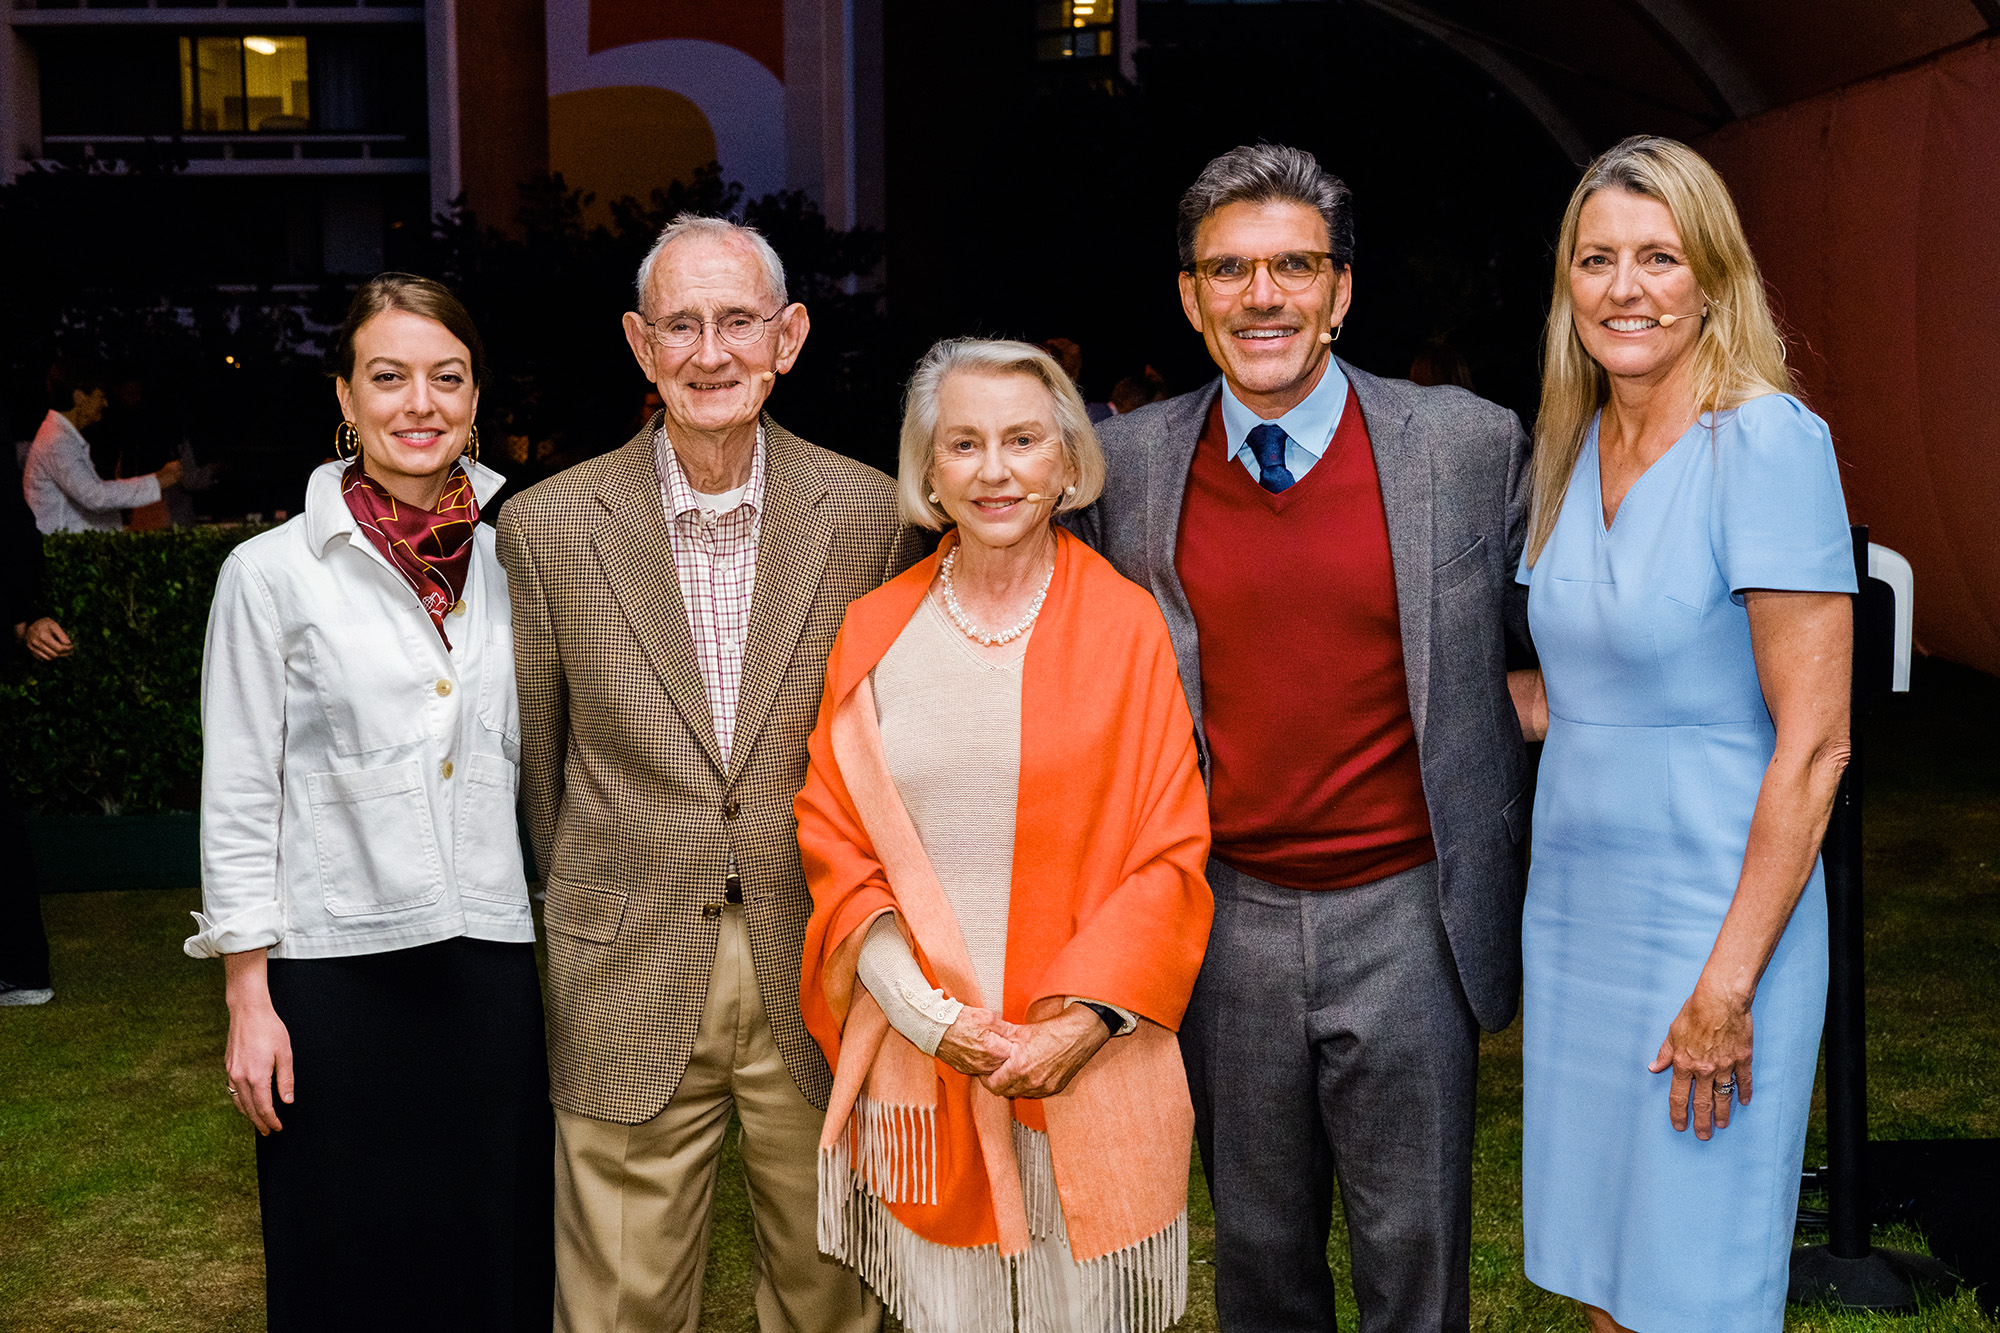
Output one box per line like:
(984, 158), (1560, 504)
(554, 906), (880, 1333)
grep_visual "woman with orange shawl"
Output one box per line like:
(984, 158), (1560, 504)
(796, 338), (1213, 1333)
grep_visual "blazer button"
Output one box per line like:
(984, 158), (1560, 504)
(435, 679), (452, 697)
(724, 800), (740, 821)
(701, 903), (723, 919)
(441, 760), (454, 779)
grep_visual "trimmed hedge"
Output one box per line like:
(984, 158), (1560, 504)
(2, 526), (268, 815)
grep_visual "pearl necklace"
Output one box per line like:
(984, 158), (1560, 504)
(938, 548), (1054, 646)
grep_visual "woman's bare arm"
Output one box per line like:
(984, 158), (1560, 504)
(223, 948), (294, 1135)
(1649, 589), (1851, 1138)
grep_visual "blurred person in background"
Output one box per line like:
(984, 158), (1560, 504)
(0, 462), (69, 1007)
(1409, 337), (1476, 392)
(1108, 365), (1172, 416)
(1042, 336), (1113, 422)
(96, 376), (219, 529)
(188, 273), (552, 1331)
(23, 360), (179, 533)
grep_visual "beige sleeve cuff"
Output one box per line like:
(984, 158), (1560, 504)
(856, 915), (962, 1056)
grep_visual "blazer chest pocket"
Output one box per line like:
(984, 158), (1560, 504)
(308, 759), (445, 916)
(1432, 535), (1488, 596)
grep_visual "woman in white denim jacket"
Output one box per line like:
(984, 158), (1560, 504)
(187, 274), (551, 1331)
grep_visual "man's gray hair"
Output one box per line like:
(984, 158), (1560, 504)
(1176, 143), (1355, 270)
(634, 214), (789, 315)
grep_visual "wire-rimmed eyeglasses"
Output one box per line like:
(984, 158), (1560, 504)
(636, 308), (785, 349)
(1183, 251), (1335, 295)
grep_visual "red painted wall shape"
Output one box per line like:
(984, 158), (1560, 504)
(587, 0), (785, 81)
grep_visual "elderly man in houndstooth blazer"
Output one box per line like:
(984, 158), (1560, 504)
(497, 216), (923, 1333)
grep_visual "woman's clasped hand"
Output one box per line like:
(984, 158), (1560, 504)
(934, 1004), (1112, 1099)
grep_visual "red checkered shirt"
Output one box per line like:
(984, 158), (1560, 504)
(655, 427), (767, 770)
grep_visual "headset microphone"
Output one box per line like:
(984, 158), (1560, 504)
(758, 371), (777, 381)
(1658, 294), (1713, 327)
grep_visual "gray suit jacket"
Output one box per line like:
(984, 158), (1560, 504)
(1067, 359), (1532, 1030)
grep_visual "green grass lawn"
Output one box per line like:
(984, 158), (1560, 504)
(2, 658), (1995, 1331)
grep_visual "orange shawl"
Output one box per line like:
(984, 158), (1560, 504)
(796, 529), (1212, 1328)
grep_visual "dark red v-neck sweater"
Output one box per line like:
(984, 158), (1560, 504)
(1175, 388), (1435, 890)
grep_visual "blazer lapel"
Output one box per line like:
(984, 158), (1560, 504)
(592, 426), (728, 777)
(1147, 379), (1223, 740)
(1349, 361), (1433, 743)
(730, 416), (833, 783)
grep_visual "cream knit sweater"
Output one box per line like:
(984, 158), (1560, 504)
(857, 595), (1134, 1054)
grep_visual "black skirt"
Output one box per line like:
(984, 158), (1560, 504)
(258, 936), (553, 1333)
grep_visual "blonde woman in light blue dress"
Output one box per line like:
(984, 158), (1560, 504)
(1509, 137), (1855, 1333)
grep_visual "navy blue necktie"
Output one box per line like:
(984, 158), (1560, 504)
(1248, 422), (1295, 493)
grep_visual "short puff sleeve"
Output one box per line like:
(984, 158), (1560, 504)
(1710, 394), (1857, 604)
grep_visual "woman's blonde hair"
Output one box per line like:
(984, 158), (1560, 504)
(895, 338), (1107, 531)
(1528, 135), (1793, 564)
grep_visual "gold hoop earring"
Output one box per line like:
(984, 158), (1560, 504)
(466, 426), (480, 465)
(334, 420), (360, 460)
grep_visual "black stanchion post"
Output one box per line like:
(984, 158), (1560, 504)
(1825, 525), (1870, 1262)
(1787, 525), (1957, 1311)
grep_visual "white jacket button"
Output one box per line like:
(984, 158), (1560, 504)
(435, 679), (452, 697)
(441, 760), (454, 779)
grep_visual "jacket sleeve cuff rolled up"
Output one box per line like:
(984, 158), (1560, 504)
(182, 902), (283, 958)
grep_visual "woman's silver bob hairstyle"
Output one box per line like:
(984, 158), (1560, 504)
(896, 338), (1107, 532)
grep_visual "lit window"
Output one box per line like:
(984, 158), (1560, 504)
(180, 36), (310, 132)
(1035, 0), (1115, 61)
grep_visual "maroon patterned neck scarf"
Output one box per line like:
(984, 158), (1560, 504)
(340, 461), (480, 648)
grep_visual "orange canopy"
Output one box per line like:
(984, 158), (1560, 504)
(1699, 36), (2000, 677)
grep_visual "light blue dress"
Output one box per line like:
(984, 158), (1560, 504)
(1517, 394), (1856, 1331)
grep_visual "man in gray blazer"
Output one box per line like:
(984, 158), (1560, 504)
(1069, 144), (1531, 1331)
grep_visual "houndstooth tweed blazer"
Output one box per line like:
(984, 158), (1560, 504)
(497, 413), (925, 1123)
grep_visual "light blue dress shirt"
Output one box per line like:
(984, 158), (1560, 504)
(1219, 357), (1350, 484)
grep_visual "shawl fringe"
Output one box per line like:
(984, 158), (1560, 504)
(823, 1093), (939, 1207)
(819, 1113), (1188, 1333)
